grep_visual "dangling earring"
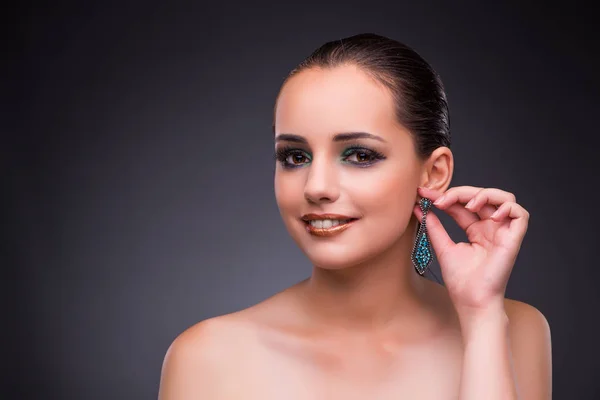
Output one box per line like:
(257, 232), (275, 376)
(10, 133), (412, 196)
(411, 197), (434, 275)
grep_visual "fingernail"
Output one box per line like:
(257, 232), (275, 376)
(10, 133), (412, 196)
(491, 210), (499, 218)
(465, 199), (475, 209)
(433, 195), (445, 205)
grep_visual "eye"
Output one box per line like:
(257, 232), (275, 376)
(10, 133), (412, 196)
(342, 147), (386, 166)
(287, 152), (309, 165)
(346, 151), (376, 163)
(275, 147), (311, 169)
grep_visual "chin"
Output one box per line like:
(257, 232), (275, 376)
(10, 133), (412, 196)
(307, 244), (391, 270)
(296, 234), (390, 270)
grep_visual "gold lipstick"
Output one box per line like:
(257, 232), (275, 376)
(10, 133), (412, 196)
(301, 213), (359, 237)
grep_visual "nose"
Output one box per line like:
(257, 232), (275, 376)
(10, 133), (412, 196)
(303, 157), (340, 204)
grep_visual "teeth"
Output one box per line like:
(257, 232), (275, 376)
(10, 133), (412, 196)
(309, 219), (350, 228)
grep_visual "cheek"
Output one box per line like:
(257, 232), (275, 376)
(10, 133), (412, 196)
(345, 165), (418, 217)
(274, 171), (303, 215)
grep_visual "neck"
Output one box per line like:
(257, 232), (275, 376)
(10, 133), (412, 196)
(297, 217), (435, 332)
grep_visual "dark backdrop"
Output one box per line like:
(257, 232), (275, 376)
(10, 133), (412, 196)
(7, 1), (599, 398)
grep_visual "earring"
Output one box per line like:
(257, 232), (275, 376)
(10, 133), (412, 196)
(411, 197), (434, 275)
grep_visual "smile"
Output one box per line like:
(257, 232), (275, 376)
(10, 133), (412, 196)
(301, 214), (359, 237)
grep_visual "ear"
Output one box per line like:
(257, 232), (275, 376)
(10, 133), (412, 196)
(419, 146), (454, 192)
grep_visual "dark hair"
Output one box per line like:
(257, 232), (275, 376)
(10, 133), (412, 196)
(273, 33), (451, 159)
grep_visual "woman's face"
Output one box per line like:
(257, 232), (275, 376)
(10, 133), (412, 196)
(274, 64), (423, 269)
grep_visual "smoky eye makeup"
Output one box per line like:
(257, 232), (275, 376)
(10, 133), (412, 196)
(274, 142), (387, 169)
(340, 144), (387, 167)
(274, 145), (312, 169)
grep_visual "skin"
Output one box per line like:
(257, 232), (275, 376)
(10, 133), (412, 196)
(158, 64), (552, 399)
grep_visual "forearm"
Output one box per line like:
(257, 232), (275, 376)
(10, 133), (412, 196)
(458, 306), (519, 400)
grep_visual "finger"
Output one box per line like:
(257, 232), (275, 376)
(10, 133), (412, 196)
(465, 188), (516, 220)
(464, 188), (516, 210)
(437, 187), (515, 220)
(475, 204), (499, 220)
(418, 186), (479, 231)
(430, 186), (483, 207)
(490, 201), (530, 239)
(440, 202), (480, 231)
(414, 205), (455, 260)
(416, 186), (444, 203)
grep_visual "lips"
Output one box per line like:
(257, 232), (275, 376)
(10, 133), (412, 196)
(301, 213), (359, 237)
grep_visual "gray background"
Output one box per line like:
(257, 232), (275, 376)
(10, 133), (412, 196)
(7, 1), (599, 398)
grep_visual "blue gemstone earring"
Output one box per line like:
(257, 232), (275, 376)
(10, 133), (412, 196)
(411, 197), (434, 275)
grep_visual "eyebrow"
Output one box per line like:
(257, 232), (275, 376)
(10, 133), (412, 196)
(275, 132), (387, 144)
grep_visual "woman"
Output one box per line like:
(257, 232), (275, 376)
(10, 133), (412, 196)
(158, 33), (552, 399)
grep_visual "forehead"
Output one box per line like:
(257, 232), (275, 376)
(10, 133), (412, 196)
(274, 64), (399, 137)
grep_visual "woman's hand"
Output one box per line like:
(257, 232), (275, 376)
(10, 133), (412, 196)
(414, 186), (530, 323)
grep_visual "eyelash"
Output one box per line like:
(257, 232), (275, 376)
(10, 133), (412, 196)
(274, 145), (386, 169)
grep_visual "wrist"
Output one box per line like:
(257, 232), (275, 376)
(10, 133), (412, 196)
(456, 302), (509, 340)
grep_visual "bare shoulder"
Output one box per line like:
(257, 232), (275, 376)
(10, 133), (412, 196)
(157, 288), (294, 399)
(504, 298), (552, 398)
(504, 298), (551, 340)
(158, 312), (257, 399)
(163, 313), (247, 362)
